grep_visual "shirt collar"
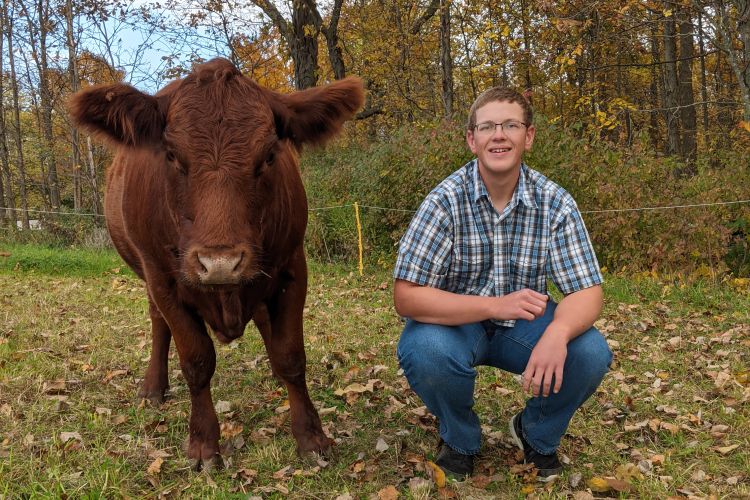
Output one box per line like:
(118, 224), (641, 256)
(470, 160), (538, 210)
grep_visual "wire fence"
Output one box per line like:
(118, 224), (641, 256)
(3, 199), (750, 276)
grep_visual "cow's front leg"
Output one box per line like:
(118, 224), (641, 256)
(151, 288), (220, 470)
(264, 253), (331, 455)
(138, 298), (171, 405)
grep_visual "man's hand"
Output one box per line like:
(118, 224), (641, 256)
(523, 331), (568, 397)
(494, 289), (548, 321)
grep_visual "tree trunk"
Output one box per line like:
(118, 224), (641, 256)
(713, 0), (750, 121)
(649, 19), (662, 150)
(439, 0), (453, 117)
(86, 136), (101, 216)
(0, 2), (7, 225)
(663, 12), (681, 156)
(677, 8), (697, 172)
(20, 0), (60, 208)
(735, 0), (750, 120)
(4, 0), (29, 229)
(521, 0), (533, 93)
(323, 0), (346, 80)
(290, 0), (318, 89)
(65, 0), (82, 210)
(697, 10), (710, 132)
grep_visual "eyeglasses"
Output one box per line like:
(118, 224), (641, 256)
(473, 120), (528, 136)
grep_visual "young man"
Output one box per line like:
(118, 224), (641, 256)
(393, 87), (612, 480)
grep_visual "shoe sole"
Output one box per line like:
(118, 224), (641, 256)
(508, 413), (524, 451)
(508, 414), (563, 481)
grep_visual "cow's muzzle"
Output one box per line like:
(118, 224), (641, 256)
(186, 246), (252, 285)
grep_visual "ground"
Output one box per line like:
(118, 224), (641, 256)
(0, 250), (748, 498)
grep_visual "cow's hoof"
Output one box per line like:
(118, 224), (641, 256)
(189, 454), (221, 472)
(297, 434), (334, 459)
(299, 447), (336, 467)
(183, 436), (220, 472)
(137, 385), (168, 406)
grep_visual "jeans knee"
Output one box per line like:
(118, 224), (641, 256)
(398, 326), (473, 389)
(569, 329), (611, 382)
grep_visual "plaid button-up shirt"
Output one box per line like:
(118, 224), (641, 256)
(394, 160), (603, 327)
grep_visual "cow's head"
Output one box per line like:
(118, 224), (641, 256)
(70, 58), (364, 287)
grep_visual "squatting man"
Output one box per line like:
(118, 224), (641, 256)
(392, 86), (612, 480)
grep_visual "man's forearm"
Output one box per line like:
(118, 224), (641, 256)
(394, 280), (496, 325)
(546, 285), (603, 342)
(393, 279), (549, 325)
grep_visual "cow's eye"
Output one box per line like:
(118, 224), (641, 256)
(266, 150), (275, 165)
(166, 151), (176, 162)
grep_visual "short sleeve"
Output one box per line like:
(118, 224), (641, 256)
(547, 206), (603, 295)
(393, 197), (453, 288)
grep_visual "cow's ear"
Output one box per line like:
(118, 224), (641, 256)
(271, 77), (364, 148)
(68, 84), (167, 148)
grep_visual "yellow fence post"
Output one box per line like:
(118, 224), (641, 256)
(354, 202), (363, 276)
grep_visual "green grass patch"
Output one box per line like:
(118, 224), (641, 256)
(0, 249), (748, 497)
(0, 243), (131, 277)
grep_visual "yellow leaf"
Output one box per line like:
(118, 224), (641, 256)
(738, 120), (750, 133)
(615, 463), (643, 482)
(147, 457), (164, 475)
(426, 461), (446, 488)
(588, 476), (611, 492)
(714, 444), (739, 455)
(521, 484), (536, 495)
(664, 9), (672, 17)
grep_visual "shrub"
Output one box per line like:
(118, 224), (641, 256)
(301, 118), (750, 276)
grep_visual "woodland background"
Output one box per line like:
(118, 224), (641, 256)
(0, 0), (749, 276)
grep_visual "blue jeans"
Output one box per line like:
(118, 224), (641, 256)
(397, 301), (612, 455)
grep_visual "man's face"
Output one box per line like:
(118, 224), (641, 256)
(466, 100), (535, 181)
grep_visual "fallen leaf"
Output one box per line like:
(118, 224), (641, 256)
(690, 469), (706, 482)
(147, 449), (172, 459)
(606, 477), (630, 492)
(215, 400), (232, 414)
(147, 457), (164, 475)
(103, 369), (128, 383)
(375, 437), (390, 452)
(60, 432), (82, 444)
(275, 400), (290, 413)
(649, 454), (665, 465)
(587, 476), (611, 492)
(273, 465), (294, 479)
(615, 463), (643, 482)
(713, 444), (739, 455)
(44, 380), (67, 394)
(426, 461), (446, 488)
(378, 485), (399, 500)
(408, 477), (432, 497)
(569, 472), (582, 488)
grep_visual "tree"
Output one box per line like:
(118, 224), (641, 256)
(251, 0), (347, 88)
(677, 5), (698, 171)
(3, 0), (30, 229)
(18, 0), (62, 208)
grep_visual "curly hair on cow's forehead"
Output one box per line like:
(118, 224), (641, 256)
(466, 87), (533, 130)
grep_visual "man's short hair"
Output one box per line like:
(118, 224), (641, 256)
(466, 87), (533, 131)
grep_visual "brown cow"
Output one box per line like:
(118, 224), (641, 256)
(69, 58), (364, 470)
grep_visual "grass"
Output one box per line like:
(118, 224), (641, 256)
(0, 243), (131, 277)
(0, 246), (748, 498)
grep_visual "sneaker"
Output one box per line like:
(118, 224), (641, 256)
(435, 441), (474, 480)
(509, 412), (563, 479)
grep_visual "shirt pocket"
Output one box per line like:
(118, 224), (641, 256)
(446, 245), (491, 294)
(509, 254), (546, 292)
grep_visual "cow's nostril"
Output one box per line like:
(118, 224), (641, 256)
(233, 252), (244, 272)
(197, 255), (209, 273)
